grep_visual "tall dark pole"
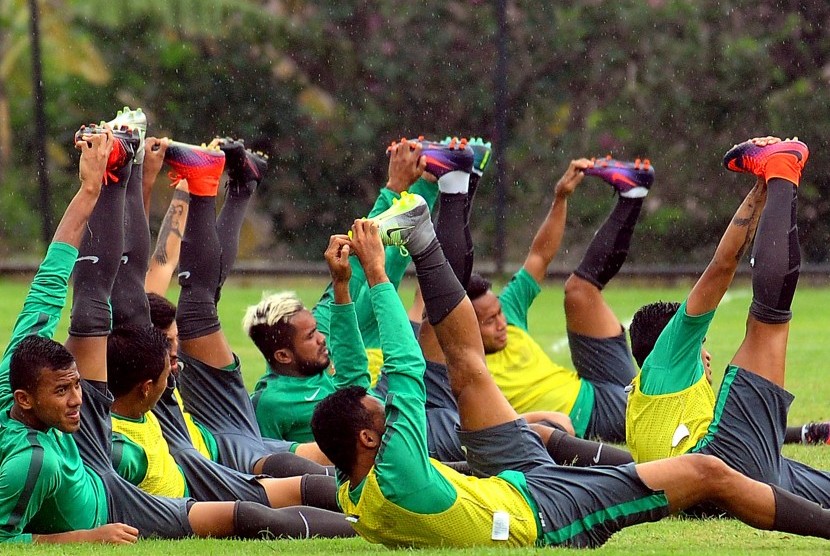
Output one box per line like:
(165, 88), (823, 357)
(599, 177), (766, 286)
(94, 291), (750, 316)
(493, 0), (508, 276)
(28, 0), (53, 246)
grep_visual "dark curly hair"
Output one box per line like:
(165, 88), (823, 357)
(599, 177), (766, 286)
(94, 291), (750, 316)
(147, 292), (177, 331)
(465, 272), (491, 302)
(311, 386), (379, 473)
(107, 324), (171, 397)
(629, 301), (682, 368)
(10, 336), (75, 393)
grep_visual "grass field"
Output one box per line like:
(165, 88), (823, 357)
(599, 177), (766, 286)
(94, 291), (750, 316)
(3, 274), (830, 555)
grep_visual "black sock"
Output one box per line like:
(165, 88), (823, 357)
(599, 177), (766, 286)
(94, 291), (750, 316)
(177, 195), (221, 341)
(784, 425), (804, 444)
(300, 474), (339, 512)
(574, 196), (643, 289)
(771, 484), (830, 538)
(749, 180), (799, 324)
(261, 452), (328, 477)
(461, 173), (481, 287)
(69, 176), (128, 336)
(233, 501), (354, 539)
(436, 193), (473, 288)
(215, 189), (253, 290)
(111, 163), (151, 328)
(412, 239), (466, 326)
(544, 429), (634, 466)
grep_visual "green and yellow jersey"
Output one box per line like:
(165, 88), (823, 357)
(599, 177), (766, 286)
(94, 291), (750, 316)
(486, 269), (594, 437)
(332, 283), (541, 548)
(0, 243), (108, 542)
(111, 411), (189, 497)
(625, 302), (717, 462)
(312, 179), (439, 386)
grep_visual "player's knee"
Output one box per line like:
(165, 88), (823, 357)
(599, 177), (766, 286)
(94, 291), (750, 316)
(688, 454), (734, 494)
(563, 274), (597, 309)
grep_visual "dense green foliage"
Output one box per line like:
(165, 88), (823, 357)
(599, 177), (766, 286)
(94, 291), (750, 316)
(3, 0), (830, 266)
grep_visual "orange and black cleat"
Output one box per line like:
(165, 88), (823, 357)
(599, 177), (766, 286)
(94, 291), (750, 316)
(722, 138), (808, 183)
(164, 141), (226, 197)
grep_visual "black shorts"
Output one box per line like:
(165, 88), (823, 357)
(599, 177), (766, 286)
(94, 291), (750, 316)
(457, 418), (669, 548)
(152, 383), (270, 505)
(178, 351), (288, 473)
(76, 381), (193, 538)
(568, 329), (635, 442)
(693, 366), (830, 507)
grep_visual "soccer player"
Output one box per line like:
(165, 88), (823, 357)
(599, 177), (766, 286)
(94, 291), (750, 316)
(0, 123), (351, 543)
(311, 192), (830, 549)
(465, 156), (654, 442)
(625, 136), (830, 505)
(142, 136), (332, 470)
(103, 134), (338, 510)
(246, 137), (447, 443)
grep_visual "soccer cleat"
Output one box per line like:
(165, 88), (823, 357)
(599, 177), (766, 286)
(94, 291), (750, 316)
(419, 136), (474, 178)
(217, 137), (269, 196)
(722, 138), (809, 179)
(444, 136), (492, 176)
(108, 107), (147, 164)
(584, 155), (654, 198)
(164, 141), (226, 197)
(802, 422), (830, 445)
(75, 124), (137, 185)
(368, 191), (435, 257)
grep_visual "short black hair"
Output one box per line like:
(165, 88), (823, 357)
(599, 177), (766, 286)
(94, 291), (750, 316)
(629, 301), (682, 368)
(10, 336), (75, 393)
(311, 386), (376, 473)
(107, 324), (170, 397)
(147, 293), (177, 331)
(465, 272), (491, 301)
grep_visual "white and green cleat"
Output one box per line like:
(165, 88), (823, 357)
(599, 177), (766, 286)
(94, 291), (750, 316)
(370, 191), (435, 257)
(109, 106), (147, 164)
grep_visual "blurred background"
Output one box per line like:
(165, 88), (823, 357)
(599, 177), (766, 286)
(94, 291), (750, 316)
(2, 0), (829, 274)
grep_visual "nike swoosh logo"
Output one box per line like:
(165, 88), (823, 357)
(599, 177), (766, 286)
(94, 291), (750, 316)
(592, 443), (603, 464)
(76, 256), (99, 264)
(385, 225), (413, 236)
(304, 387), (322, 401)
(178, 271), (191, 280)
(120, 255), (129, 265)
(609, 172), (638, 187)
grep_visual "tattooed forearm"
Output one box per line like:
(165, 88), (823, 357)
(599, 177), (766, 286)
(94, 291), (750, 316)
(152, 197), (188, 265)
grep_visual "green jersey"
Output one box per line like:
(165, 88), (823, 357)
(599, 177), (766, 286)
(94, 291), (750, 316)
(0, 243), (108, 543)
(251, 301), (371, 443)
(334, 284), (540, 549)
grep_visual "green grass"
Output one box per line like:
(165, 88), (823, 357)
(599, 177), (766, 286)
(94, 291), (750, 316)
(4, 275), (830, 554)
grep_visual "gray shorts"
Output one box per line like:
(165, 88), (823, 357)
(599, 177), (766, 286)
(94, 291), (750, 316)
(77, 381), (193, 538)
(458, 418), (668, 548)
(152, 383), (270, 505)
(568, 329), (635, 442)
(693, 367), (830, 507)
(425, 407), (465, 462)
(178, 351), (289, 473)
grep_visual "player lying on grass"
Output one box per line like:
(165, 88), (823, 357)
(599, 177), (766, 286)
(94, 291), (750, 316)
(142, 134), (332, 470)
(626, 136), (830, 506)
(311, 192), (830, 549)
(0, 123), (353, 544)
(372, 142), (629, 465)
(87, 119), (340, 512)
